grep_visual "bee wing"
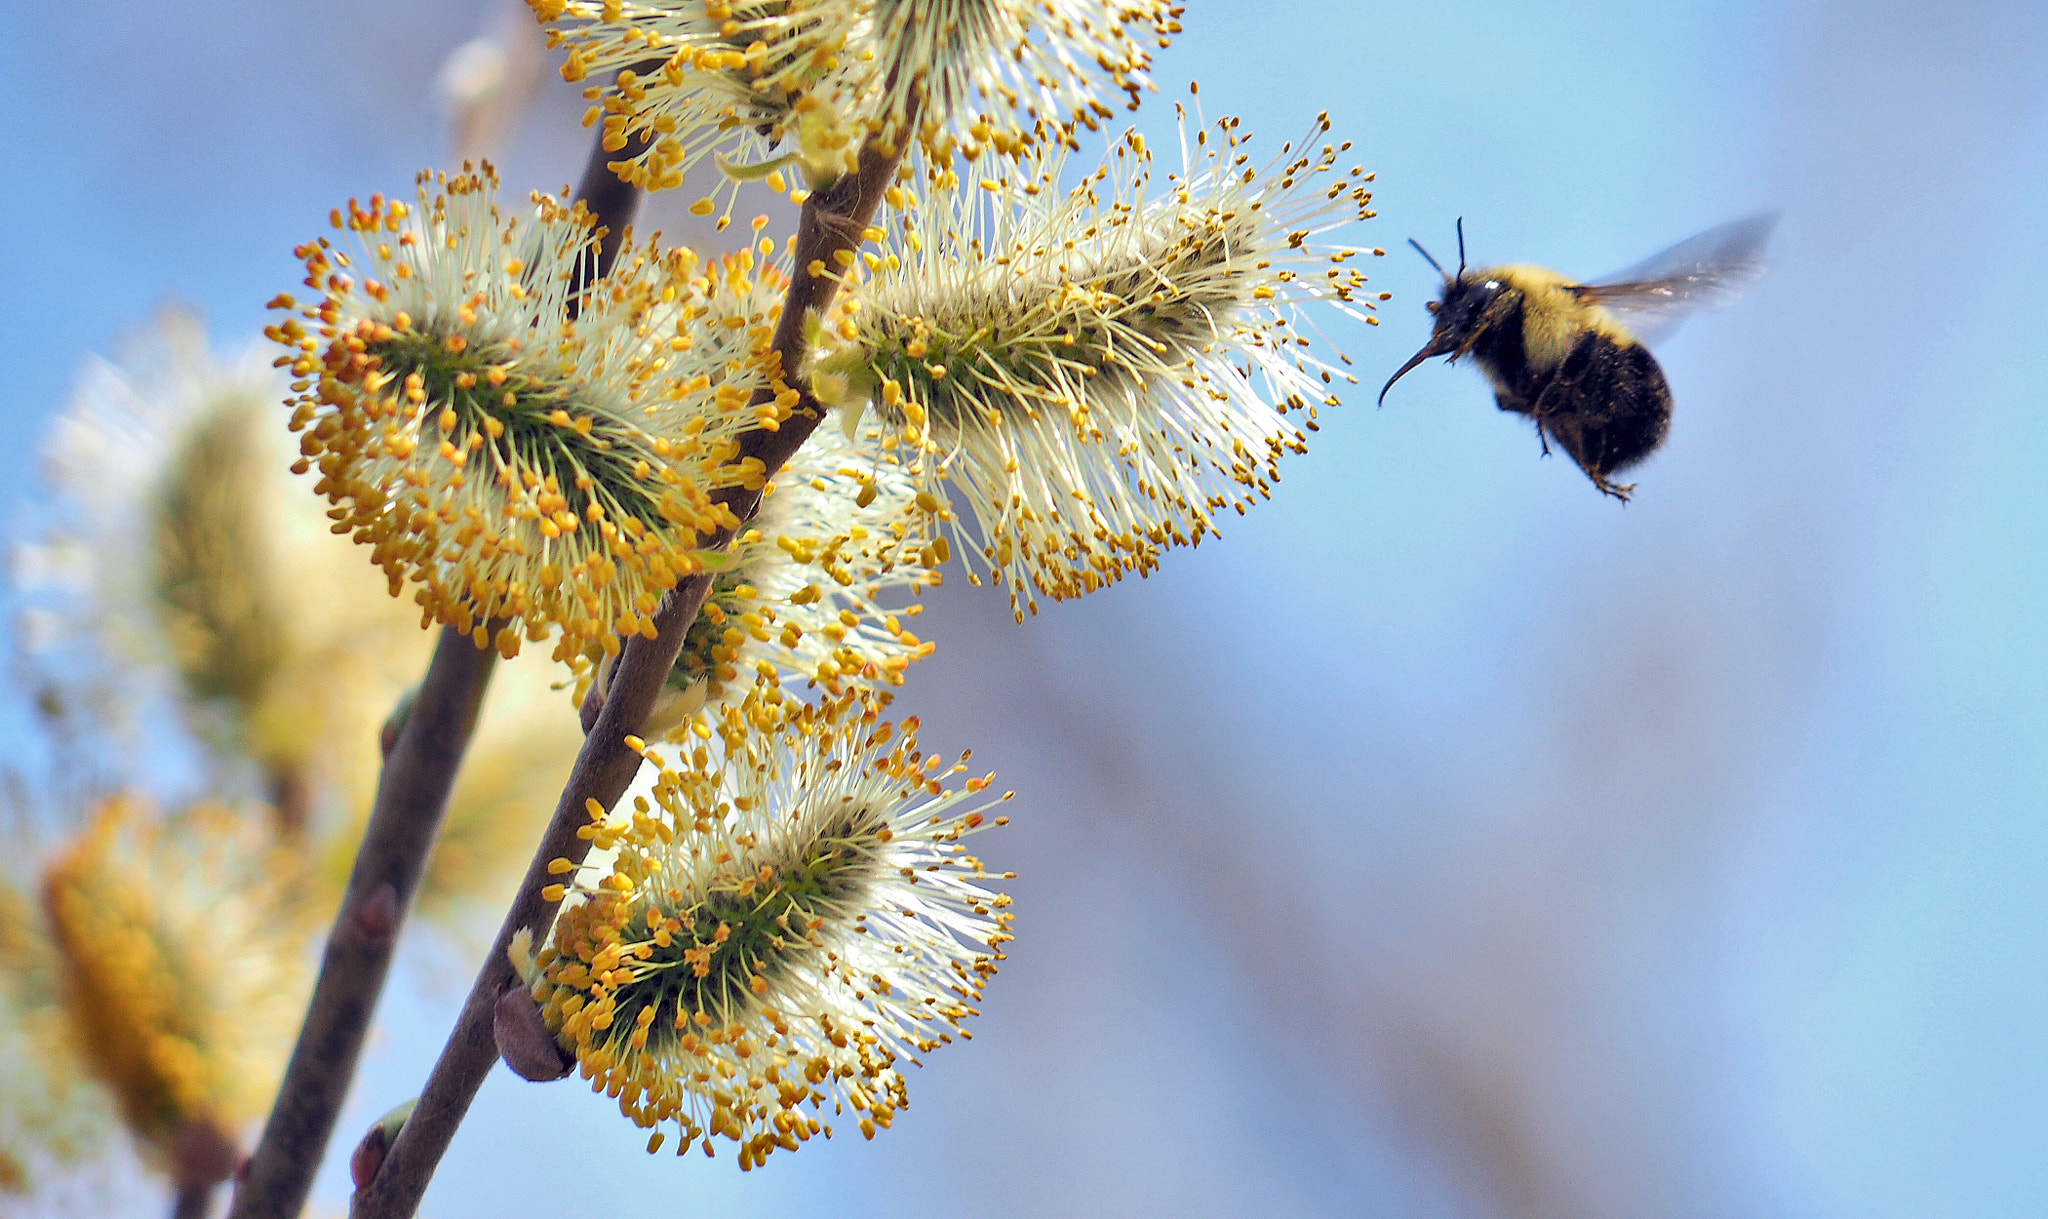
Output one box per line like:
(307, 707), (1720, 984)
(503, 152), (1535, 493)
(1571, 213), (1777, 344)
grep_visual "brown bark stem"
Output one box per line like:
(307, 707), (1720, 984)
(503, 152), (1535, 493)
(225, 628), (498, 1219)
(172, 1183), (217, 1219)
(351, 129), (906, 1219)
(227, 96), (670, 1219)
(570, 120), (651, 300)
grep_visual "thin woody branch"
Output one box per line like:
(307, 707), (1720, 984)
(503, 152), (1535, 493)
(229, 117), (665, 1219)
(569, 118), (651, 306)
(352, 128), (907, 1219)
(226, 627), (497, 1219)
(172, 1184), (215, 1219)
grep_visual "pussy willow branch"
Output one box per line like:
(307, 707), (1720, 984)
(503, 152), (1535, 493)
(172, 1183), (213, 1219)
(228, 130), (651, 1219)
(352, 132), (906, 1219)
(227, 628), (497, 1219)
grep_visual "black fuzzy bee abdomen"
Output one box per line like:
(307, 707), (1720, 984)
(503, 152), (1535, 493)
(1525, 333), (1671, 480)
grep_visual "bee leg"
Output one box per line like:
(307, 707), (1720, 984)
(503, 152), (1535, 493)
(1525, 369), (1637, 498)
(1588, 472), (1635, 503)
(1494, 392), (1554, 455)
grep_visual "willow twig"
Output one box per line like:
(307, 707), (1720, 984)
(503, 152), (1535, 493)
(352, 129), (906, 1219)
(172, 1183), (216, 1219)
(230, 111), (665, 1219)
(226, 627), (497, 1219)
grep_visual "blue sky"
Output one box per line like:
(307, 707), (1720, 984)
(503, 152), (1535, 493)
(3, 1), (2047, 1216)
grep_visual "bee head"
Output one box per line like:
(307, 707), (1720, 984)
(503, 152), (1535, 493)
(1381, 220), (1505, 406)
(1428, 273), (1510, 346)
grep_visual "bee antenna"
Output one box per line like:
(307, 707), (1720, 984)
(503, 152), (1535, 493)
(1406, 238), (1448, 280)
(1455, 217), (1467, 277)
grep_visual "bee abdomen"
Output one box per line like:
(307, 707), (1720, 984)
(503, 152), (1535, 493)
(1536, 333), (1672, 477)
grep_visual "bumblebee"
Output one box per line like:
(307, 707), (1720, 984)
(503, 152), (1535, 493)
(1379, 215), (1775, 500)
